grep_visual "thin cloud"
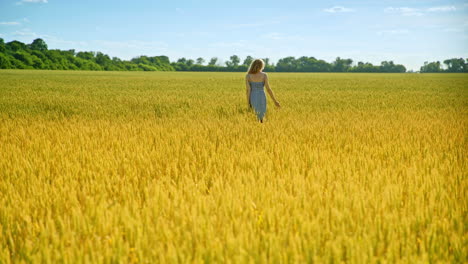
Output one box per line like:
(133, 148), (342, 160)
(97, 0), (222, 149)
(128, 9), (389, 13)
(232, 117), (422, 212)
(384, 7), (423, 16)
(10, 30), (53, 43)
(377, 29), (410, 36)
(0, 22), (21, 25)
(324, 6), (355, 13)
(442, 28), (462, 32)
(10, 30), (88, 48)
(262, 32), (283, 40)
(260, 32), (305, 41)
(16, 0), (47, 5)
(94, 40), (168, 52)
(427, 6), (456, 12)
(210, 40), (248, 48)
(385, 6), (457, 16)
(12, 29), (40, 37)
(229, 22), (278, 29)
(21, 0), (48, 3)
(231, 23), (266, 28)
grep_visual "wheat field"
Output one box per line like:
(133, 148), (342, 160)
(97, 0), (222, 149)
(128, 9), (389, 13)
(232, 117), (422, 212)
(0, 70), (466, 263)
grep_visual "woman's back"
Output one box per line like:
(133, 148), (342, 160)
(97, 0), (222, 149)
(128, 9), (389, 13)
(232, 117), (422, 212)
(247, 73), (266, 91)
(248, 72), (266, 83)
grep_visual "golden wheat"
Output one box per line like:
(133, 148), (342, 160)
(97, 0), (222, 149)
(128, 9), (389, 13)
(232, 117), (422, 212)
(0, 70), (466, 263)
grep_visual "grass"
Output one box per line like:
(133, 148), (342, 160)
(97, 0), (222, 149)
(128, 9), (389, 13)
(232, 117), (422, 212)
(0, 70), (466, 263)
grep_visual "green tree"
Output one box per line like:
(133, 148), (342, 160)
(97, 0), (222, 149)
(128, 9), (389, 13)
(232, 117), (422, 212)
(443, 58), (466, 73)
(351, 61), (379, 73)
(29, 38), (48, 51)
(380, 61), (406, 73)
(6, 40), (27, 52)
(276, 56), (297, 72)
(420, 61), (442, 73)
(262, 58), (271, 67)
(13, 50), (34, 67)
(0, 38), (5, 53)
(243, 56), (253, 66)
(0, 53), (12, 69)
(208, 57), (218, 66)
(177, 57), (187, 64)
(95, 52), (112, 69)
(196, 57), (205, 65)
(226, 55), (240, 67)
(76, 51), (95, 61)
(9, 57), (27, 69)
(333, 57), (353, 72)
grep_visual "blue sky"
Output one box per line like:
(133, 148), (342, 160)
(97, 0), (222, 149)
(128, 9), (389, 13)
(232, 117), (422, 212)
(0, 0), (467, 70)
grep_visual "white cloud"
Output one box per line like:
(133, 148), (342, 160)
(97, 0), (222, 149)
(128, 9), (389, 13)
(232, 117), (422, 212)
(12, 29), (39, 37)
(21, 0), (48, 3)
(9, 30), (88, 48)
(442, 28), (462, 32)
(0, 22), (21, 25)
(8, 30), (47, 42)
(384, 7), (423, 16)
(385, 6), (457, 16)
(324, 6), (354, 13)
(262, 32), (283, 40)
(93, 40), (168, 58)
(95, 40), (168, 50)
(170, 31), (212, 38)
(50, 38), (88, 48)
(16, 0), (47, 4)
(227, 20), (281, 29)
(231, 23), (267, 28)
(377, 29), (410, 36)
(210, 40), (248, 48)
(225, 16), (288, 30)
(260, 32), (305, 42)
(90, 40), (169, 60)
(427, 6), (456, 12)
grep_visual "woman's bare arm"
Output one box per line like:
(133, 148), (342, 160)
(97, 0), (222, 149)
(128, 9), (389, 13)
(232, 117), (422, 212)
(245, 74), (251, 107)
(264, 74), (281, 107)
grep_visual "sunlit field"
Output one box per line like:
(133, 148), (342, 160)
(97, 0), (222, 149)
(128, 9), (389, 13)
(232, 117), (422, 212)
(0, 70), (466, 263)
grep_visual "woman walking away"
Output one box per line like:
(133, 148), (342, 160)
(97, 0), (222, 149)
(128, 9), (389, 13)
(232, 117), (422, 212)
(245, 59), (281, 123)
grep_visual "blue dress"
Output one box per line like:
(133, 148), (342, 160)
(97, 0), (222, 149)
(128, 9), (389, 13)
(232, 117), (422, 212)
(248, 75), (267, 121)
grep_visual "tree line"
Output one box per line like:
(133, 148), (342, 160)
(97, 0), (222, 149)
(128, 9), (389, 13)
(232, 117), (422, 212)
(0, 38), (466, 73)
(419, 59), (468, 73)
(0, 38), (172, 71)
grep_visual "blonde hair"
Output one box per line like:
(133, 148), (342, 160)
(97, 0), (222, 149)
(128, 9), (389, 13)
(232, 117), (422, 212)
(248, 59), (265, 74)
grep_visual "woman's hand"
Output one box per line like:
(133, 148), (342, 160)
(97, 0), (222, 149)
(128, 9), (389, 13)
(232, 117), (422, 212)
(274, 101), (281, 108)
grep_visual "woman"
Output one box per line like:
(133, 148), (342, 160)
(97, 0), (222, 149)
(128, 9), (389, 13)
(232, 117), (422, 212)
(245, 59), (281, 123)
